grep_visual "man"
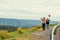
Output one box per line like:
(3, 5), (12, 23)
(41, 17), (46, 30)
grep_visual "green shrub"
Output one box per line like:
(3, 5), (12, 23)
(31, 27), (37, 32)
(17, 27), (23, 34)
(36, 26), (42, 29)
(31, 26), (42, 32)
(49, 24), (57, 26)
(0, 30), (8, 39)
(12, 38), (16, 40)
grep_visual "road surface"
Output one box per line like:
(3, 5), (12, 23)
(28, 26), (53, 40)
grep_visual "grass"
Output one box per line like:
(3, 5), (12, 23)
(5, 32), (30, 40)
(3, 26), (42, 40)
(5, 30), (31, 40)
(0, 25), (53, 40)
(49, 23), (57, 26)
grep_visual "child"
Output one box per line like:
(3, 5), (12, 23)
(46, 18), (50, 29)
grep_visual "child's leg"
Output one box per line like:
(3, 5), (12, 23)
(47, 24), (49, 29)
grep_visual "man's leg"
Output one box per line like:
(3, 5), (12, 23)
(43, 23), (45, 30)
(42, 24), (44, 30)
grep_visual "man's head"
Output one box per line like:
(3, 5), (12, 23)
(43, 17), (45, 19)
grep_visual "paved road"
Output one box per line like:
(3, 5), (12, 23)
(28, 26), (54, 40)
(29, 30), (51, 40)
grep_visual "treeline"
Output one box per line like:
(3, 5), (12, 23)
(0, 25), (18, 32)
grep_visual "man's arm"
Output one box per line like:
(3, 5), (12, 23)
(41, 18), (42, 20)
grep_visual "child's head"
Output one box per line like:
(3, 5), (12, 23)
(47, 18), (49, 20)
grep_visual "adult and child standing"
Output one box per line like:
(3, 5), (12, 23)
(41, 17), (50, 30)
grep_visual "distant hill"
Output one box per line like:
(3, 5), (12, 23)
(0, 18), (22, 27)
(0, 18), (59, 28)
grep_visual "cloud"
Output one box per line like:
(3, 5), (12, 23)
(0, 0), (60, 21)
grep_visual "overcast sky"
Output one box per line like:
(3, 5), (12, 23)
(0, 0), (60, 21)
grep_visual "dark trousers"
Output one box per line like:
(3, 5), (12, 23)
(42, 23), (45, 30)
